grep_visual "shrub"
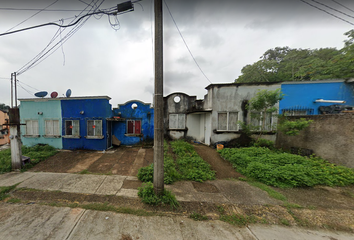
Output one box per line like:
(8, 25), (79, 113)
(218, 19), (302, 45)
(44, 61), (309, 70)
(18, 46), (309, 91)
(137, 182), (179, 209)
(219, 147), (354, 188)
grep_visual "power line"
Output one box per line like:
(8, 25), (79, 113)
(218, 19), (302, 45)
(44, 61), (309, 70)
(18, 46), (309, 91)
(300, 0), (354, 26)
(17, 0), (106, 76)
(0, 7), (92, 12)
(163, 0), (212, 84)
(309, 0), (354, 19)
(5, 0), (59, 33)
(331, 0), (354, 13)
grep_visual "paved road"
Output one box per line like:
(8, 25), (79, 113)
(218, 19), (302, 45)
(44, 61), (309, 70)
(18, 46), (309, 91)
(1, 171), (354, 239)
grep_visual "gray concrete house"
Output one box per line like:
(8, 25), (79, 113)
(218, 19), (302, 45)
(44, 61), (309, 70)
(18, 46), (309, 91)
(164, 82), (281, 146)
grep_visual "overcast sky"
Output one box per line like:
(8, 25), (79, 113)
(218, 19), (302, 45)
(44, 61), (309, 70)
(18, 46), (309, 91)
(0, 0), (354, 108)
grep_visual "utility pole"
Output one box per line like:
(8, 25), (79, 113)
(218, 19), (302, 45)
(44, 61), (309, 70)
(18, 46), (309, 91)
(153, 0), (164, 195)
(9, 72), (22, 170)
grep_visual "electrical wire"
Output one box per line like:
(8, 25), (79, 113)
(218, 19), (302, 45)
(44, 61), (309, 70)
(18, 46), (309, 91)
(309, 0), (354, 19)
(17, 82), (36, 96)
(16, 0), (105, 76)
(300, 0), (354, 26)
(5, 0), (59, 33)
(17, 80), (40, 92)
(331, 0), (354, 13)
(0, 7), (92, 12)
(163, 0), (212, 84)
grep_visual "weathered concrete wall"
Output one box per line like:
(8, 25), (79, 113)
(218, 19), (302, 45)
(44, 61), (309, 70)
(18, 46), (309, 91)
(276, 113), (354, 168)
(206, 83), (281, 145)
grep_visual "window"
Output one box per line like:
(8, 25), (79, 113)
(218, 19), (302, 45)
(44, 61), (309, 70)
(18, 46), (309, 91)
(45, 120), (60, 136)
(169, 114), (185, 129)
(127, 120), (141, 134)
(25, 120), (39, 136)
(217, 112), (238, 131)
(65, 120), (80, 136)
(87, 120), (103, 137)
(250, 112), (276, 131)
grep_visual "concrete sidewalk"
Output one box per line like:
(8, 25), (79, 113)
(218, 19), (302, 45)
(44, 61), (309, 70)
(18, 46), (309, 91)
(0, 171), (282, 205)
(1, 171), (353, 239)
(0, 203), (353, 240)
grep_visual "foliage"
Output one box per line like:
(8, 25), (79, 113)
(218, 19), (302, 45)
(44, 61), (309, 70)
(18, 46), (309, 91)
(0, 144), (57, 174)
(235, 31), (354, 83)
(138, 140), (215, 184)
(170, 140), (215, 182)
(137, 182), (179, 209)
(220, 147), (354, 188)
(278, 117), (313, 136)
(0, 185), (17, 201)
(219, 214), (257, 226)
(189, 212), (208, 221)
(251, 139), (275, 150)
(0, 103), (9, 112)
(247, 89), (283, 136)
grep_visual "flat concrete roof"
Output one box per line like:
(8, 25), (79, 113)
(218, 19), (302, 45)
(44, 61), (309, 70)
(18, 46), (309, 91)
(19, 96), (111, 101)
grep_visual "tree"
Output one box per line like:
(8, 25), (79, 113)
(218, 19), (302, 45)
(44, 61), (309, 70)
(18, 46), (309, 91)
(235, 31), (354, 83)
(0, 104), (9, 112)
(247, 89), (284, 138)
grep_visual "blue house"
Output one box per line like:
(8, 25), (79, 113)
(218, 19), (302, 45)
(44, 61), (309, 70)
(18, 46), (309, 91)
(280, 79), (354, 115)
(111, 100), (154, 145)
(61, 96), (112, 150)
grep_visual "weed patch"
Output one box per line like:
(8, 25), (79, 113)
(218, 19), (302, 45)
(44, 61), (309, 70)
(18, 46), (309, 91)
(189, 212), (208, 221)
(220, 147), (354, 188)
(0, 185), (17, 201)
(137, 182), (179, 209)
(138, 140), (214, 184)
(219, 214), (256, 226)
(0, 145), (57, 174)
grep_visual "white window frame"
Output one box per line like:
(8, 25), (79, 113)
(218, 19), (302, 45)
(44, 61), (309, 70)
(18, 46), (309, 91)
(87, 120), (103, 139)
(44, 119), (60, 137)
(250, 112), (277, 131)
(169, 114), (186, 130)
(64, 120), (80, 138)
(217, 112), (239, 131)
(25, 120), (39, 137)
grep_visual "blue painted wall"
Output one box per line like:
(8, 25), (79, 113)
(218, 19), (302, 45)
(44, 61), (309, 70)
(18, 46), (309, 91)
(61, 97), (112, 150)
(20, 99), (63, 149)
(112, 100), (154, 145)
(280, 81), (354, 115)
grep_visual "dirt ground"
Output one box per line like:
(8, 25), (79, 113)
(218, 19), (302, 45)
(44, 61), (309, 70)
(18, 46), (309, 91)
(23, 143), (354, 231)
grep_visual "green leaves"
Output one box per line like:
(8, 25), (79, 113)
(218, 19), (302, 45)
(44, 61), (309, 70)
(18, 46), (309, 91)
(137, 182), (179, 209)
(220, 147), (354, 188)
(137, 140), (215, 184)
(235, 31), (354, 83)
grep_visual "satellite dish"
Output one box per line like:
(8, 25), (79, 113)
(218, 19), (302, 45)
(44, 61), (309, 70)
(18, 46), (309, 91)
(66, 89), (72, 98)
(50, 91), (58, 98)
(34, 91), (48, 98)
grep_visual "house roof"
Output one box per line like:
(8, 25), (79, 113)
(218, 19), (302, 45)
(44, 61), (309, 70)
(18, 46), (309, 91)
(19, 96), (111, 102)
(281, 79), (354, 85)
(205, 81), (281, 90)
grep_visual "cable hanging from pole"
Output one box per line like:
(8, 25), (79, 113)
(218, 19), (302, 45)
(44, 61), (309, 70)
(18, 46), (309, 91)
(0, 0), (138, 37)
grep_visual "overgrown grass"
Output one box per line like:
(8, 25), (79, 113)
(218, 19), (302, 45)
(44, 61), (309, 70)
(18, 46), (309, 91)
(138, 140), (215, 184)
(220, 147), (354, 188)
(0, 185), (17, 201)
(246, 180), (287, 201)
(189, 212), (208, 221)
(137, 182), (179, 209)
(0, 145), (58, 174)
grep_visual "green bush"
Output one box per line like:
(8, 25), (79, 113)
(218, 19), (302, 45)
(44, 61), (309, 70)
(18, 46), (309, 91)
(252, 139), (275, 150)
(138, 140), (215, 184)
(137, 182), (179, 209)
(220, 147), (354, 188)
(0, 145), (57, 174)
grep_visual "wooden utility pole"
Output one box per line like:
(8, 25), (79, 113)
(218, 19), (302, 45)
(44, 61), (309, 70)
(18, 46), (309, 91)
(153, 0), (164, 195)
